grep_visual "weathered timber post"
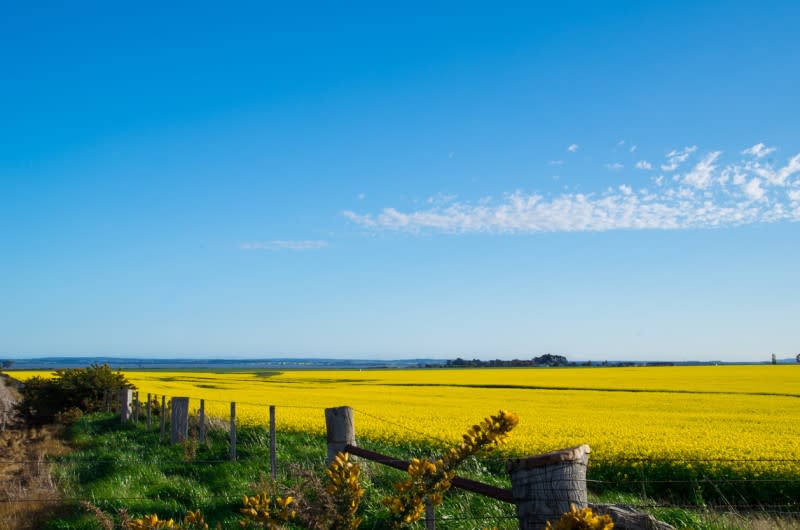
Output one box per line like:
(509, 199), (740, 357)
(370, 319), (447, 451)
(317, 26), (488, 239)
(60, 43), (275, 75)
(159, 396), (166, 440)
(507, 444), (591, 530)
(146, 393), (152, 429)
(198, 399), (206, 444)
(120, 388), (133, 423)
(269, 405), (276, 479)
(170, 397), (190, 444)
(425, 499), (435, 530)
(230, 402), (237, 461)
(133, 392), (140, 422)
(324, 406), (356, 465)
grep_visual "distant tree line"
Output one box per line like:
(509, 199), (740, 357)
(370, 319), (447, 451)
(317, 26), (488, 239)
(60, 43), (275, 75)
(441, 354), (569, 368)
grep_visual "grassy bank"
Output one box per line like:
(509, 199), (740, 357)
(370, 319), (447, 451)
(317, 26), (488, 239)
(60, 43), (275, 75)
(43, 414), (799, 529)
(44, 414), (515, 529)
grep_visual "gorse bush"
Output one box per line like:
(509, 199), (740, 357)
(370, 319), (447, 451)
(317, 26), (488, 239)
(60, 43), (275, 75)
(384, 410), (519, 527)
(324, 452), (364, 530)
(16, 363), (134, 424)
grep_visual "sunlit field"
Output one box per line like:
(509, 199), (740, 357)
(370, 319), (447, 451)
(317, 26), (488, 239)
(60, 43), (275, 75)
(13, 366), (800, 478)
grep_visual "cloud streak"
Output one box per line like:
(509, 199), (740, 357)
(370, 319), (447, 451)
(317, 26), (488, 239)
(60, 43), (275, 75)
(343, 147), (800, 234)
(661, 146), (697, 172)
(241, 240), (329, 251)
(742, 143), (776, 159)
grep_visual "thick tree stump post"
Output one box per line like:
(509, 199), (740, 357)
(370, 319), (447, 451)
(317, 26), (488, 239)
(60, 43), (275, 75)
(269, 405), (276, 479)
(198, 399), (206, 444)
(507, 444), (591, 530)
(146, 393), (152, 429)
(171, 397), (190, 444)
(325, 406), (356, 464)
(119, 389), (133, 423)
(230, 402), (237, 461)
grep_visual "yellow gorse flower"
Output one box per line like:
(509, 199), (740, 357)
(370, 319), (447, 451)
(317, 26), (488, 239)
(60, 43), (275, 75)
(546, 504), (614, 530)
(126, 509), (210, 530)
(239, 491), (296, 529)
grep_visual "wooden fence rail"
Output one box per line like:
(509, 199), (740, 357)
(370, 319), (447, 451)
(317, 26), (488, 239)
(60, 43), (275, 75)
(342, 444), (515, 503)
(326, 405), (593, 530)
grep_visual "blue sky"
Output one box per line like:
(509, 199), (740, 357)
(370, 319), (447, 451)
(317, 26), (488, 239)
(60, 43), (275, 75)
(1, 2), (799, 361)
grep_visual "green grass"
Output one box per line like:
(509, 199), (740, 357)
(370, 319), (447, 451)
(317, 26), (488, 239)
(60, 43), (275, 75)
(45, 414), (517, 529)
(45, 414), (800, 529)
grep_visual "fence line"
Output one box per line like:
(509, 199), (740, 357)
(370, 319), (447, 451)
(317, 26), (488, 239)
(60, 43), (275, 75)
(1, 496), (797, 514)
(6, 389), (799, 529)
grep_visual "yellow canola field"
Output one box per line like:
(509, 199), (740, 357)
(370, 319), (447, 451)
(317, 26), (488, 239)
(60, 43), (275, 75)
(12, 366), (800, 475)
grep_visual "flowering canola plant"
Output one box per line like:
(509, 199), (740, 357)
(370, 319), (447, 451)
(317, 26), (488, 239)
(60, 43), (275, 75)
(12, 366), (800, 480)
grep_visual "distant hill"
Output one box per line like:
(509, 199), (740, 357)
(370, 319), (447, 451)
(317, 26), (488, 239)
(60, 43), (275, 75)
(3, 356), (441, 370)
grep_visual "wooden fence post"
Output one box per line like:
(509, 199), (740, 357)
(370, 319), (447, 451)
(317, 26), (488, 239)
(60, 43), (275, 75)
(160, 396), (166, 440)
(425, 499), (435, 530)
(269, 405), (276, 479)
(506, 444), (591, 529)
(146, 393), (152, 429)
(120, 389), (133, 423)
(199, 399), (206, 444)
(171, 397), (190, 444)
(230, 402), (237, 461)
(133, 392), (140, 423)
(324, 406), (356, 465)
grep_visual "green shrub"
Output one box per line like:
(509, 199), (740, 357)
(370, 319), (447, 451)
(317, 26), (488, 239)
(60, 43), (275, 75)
(16, 363), (134, 424)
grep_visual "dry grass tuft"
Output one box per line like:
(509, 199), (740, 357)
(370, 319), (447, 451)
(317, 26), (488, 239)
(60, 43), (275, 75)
(80, 501), (115, 530)
(0, 403), (70, 530)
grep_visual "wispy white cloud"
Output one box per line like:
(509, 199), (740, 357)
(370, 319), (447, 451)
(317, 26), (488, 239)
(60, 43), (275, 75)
(426, 193), (457, 205)
(744, 153), (800, 186)
(635, 160), (653, 170)
(743, 178), (766, 201)
(241, 240), (329, 251)
(630, 145), (637, 153)
(357, 192), (366, 200)
(661, 146), (697, 172)
(343, 146), (800, 233)
(742, 143), (776, 159)
(548, 160), (565, 166)
(567, 144), (579, 153)
(683, 151), (722, 189)
(605, 162), (624, 170)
